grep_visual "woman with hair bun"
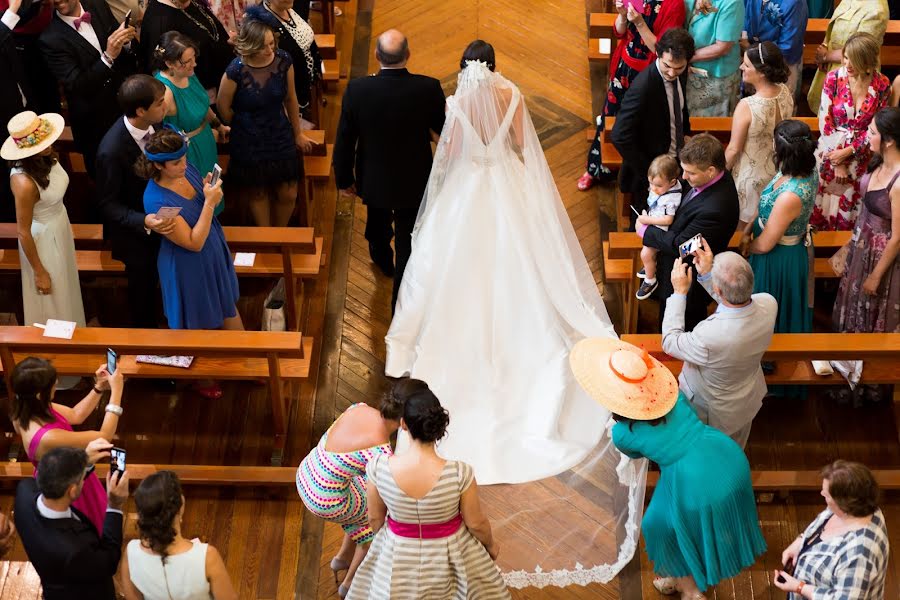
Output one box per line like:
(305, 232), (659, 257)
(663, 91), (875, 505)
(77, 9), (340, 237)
(296, 389), (405, 597)
(725, 42), (794, 228)
(347, 379), (510, 600)
(121, 471), (238, 599)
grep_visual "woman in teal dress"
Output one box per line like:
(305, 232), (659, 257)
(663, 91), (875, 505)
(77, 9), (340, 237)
(152, 31), (229, 216)
(569, 338), (766, 600)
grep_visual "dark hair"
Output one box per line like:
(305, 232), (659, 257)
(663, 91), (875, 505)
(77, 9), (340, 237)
(10, 357), (57, 431)
(821, 460), (880, 517)
(460, 40), (495, 71)
(656, 28), (695, 63)
(152, 31), (199, 73)
(611, 413), (666, 432)
(118, 74), (167, 118)
(12, 151), (59, 189)
(36, 447), (88, 500)
(868, 107), (900, 172)
(679, 133), (726, 172)
(393, 379), (449, 443)
(135, 471), (184, 563)
(381, 378), (428, 420)
(746, 41), (789, 84)
(375, 33), (408, 66)
(134, 129), (187, 180)
(773, 120), (816, 177)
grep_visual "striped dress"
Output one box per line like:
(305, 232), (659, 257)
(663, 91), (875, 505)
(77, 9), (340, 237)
(296, 405), (393, 544)
(347, 455), (510, 599)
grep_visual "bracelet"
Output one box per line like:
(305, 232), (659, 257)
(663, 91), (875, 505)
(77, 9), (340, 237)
(209, 118), (222, 129)
(105, 404), (123, 417)
(796, 582), (805, 594)
(102, 51), (113, 64)
(203, 202), (215, 211)
(92, 385), (104, 395)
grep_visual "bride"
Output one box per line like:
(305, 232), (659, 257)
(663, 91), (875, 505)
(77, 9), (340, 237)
(385, 41), (619, 485)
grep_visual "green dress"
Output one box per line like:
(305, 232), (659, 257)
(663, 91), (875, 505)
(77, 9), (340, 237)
(613, 395), (766, 590)
(155, 72), (223, 216)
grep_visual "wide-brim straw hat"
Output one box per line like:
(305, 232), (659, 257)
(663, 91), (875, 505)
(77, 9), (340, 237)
(569, 337), (679, 420)
(1, 111), (65, 161)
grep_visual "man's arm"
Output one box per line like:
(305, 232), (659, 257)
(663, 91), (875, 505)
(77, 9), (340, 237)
(610, 73), (650, 167)
(643, 200), (722, 256)
(429, 78), (446, 136)
(39, 28), (115, 98)
(94, 147), (147, 233)
(63, 510), (123, 579)
(332, 83), (358, 191)
(662, 293), (712, 365)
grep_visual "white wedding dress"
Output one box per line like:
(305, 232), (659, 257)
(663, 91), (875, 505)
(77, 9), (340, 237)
(385, 62), (619, 485)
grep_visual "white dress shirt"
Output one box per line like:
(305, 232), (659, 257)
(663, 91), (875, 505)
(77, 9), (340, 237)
(124, 115), (154, 151)
(656, 59), (684, 157)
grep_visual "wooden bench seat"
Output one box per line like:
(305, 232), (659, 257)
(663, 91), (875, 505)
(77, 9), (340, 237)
(647, 469), (900, 490)
(0, 462), (298, 486)
(314, 33), (336, 59)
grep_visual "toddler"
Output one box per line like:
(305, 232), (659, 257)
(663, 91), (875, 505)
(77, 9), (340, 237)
(636, 155), (682, 300)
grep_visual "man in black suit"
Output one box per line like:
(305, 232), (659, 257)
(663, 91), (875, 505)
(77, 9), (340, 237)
(333, 29), (446, 310)
(612, 28), (694, 229)
(0, 0), (32, 222)
(641, 133), (740, 331)
(15, 445), (129, 600)
(39, 0), (138, 178)
(96, 75), (174, 328)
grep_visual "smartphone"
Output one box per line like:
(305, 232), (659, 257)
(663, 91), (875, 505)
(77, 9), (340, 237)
(107, 348), (118, 374)
(123, 9), (132, 27)
(155, 206), (182, 219)
(625, 0), (644, 13)
(678, 233), (702, 257)
(775, 572), (787, 584)
(209, 163), (222, 186)
(110, 447), (126, 476)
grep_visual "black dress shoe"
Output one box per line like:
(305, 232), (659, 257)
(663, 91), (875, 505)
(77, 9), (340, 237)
(373, 258), (395, 277)
(368, 243), (395, 277)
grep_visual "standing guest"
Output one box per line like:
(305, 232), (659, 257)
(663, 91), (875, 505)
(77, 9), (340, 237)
(121, 471), (238, 600)
(296, 385), (403, 596)
(663, 247), (776, 448)
(38, 0), (138, 178)
(742, 0), (807, 101)
(0, 0), (59, 116)
(641, 133), (740, 331)
(576, 0), (685, 191)
(807, 0), (888, 115)
(812, 33), (890, 232)
(153, 31), (229, 216)
(14, 447), (130, 600)
(0, 0), (33, 127)
(611, 28), (694, 225)
(141, 0), (233, 94)
(217, 14), (308, 227)
(774, 460), (889, 599)
(11, 356), (126, 534)
(333, 29), (446, 309)
(347, 381), (509, 600)
(95, 75), (175, 329)
(3, 111), (85, 336)
(725, 43), (793, 228)
(570, 338), (766, 600)
(684, 0), (745, 117)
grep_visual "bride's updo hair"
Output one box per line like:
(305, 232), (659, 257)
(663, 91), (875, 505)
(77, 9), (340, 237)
(395, 379), (450, 443)
(460, 40), (495, 71)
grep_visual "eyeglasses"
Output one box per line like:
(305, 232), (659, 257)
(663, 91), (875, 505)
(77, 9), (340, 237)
(178, 55), (198, 67)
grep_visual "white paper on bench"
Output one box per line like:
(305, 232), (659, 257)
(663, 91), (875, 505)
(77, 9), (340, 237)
(135, 355), (195, 368)
(234, 252), (256, 267)
(41, 319), (76, 339)
(599, 38), (611, 54)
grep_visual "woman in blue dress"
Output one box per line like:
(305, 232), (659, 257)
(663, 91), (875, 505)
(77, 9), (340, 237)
(570, 338), (766, 600)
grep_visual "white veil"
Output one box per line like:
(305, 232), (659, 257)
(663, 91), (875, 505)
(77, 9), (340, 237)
(412, 60), (648, 588)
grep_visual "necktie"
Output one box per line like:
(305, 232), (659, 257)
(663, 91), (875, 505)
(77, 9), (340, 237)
(670, 79), (683, 154)
(73, 11), (92, 30)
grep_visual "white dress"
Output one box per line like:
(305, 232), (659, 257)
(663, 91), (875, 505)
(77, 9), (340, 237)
(13, 163), (85, 329)
(385, 63), (618, 485)
(126, 539), (212, 600)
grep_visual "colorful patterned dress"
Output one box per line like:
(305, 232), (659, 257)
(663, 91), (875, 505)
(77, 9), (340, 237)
(812, 67), (890, 231)
(584, 0), (685, 179)
(296, 404), (393, 544)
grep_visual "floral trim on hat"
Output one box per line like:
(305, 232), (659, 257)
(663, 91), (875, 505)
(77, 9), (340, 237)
(13, 119), (54, 150)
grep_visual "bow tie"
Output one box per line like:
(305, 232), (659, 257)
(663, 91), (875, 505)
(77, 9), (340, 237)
(73, 11), (91, 30)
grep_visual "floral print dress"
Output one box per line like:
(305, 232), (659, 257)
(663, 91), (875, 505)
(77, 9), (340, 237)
(812, 67), (890, 231)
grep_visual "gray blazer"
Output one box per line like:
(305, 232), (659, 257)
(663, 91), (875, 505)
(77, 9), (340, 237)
(661, 278), (777, 436)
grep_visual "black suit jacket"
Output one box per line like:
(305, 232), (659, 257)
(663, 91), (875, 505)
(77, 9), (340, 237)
(611, 63), (691, 196)
(333, 68), (446, 210)
(0, 11), (30, 128)
(14, 478), (122, 600)
(642, 172), (740, 330)
(38, 0), (139, 157)
(95, 116), (159, 266)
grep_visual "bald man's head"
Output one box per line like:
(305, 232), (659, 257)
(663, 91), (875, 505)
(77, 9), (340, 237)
(376, 29), (409, 67)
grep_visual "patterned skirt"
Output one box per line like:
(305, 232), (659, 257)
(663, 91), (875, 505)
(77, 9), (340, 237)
(686, 71), (740, 118)
(585, 61), (642, 178)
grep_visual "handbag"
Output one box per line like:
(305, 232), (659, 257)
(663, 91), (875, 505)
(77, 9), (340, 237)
(828, 242), (851, 277)
(262, 278), (287, 332)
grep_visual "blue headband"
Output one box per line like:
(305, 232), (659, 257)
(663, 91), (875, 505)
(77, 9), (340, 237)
(143, 124), (189, 162)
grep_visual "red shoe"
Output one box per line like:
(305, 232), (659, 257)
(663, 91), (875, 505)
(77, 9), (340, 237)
(577, 172), (597, 191)
(191, 382), (223, 399)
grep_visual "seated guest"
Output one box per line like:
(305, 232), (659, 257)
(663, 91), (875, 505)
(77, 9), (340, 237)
(641, 133), (740, 331)
(217, 14), (308, 227)
(774, 460), (889, 599)
(11, 356), (126, 534)
(3, 111), (86, 351)
(96, 75), (175, 329)
(742, 0), (807, 101)
(664, 245), (776, 447)
(611, 27), (694, 223)
(15, 446), (130, 600)
(296, 383), (403, 596)
(347, 380), (508, 600)
(570, 338), (766, 599)
(685, 0), (744, 117)
(725, 43), (793, 228)
(153, 31), (228, 215)
(121, 471), (238, 600)
(141, 0), (233, 94)
(38, 0), (138, 177)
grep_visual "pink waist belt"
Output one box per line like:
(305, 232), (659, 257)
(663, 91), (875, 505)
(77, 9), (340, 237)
(386, 513), (463, 539)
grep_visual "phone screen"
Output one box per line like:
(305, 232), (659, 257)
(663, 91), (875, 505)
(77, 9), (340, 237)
(679, 234), (701, 257)
(110, 447), (126, 475)
(107, 348), (117, 374)
(209, 163), (222, 186)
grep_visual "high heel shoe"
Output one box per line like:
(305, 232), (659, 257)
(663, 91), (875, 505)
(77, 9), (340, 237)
(330, 557), (350, 584)
(337, 584), (349, 598)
